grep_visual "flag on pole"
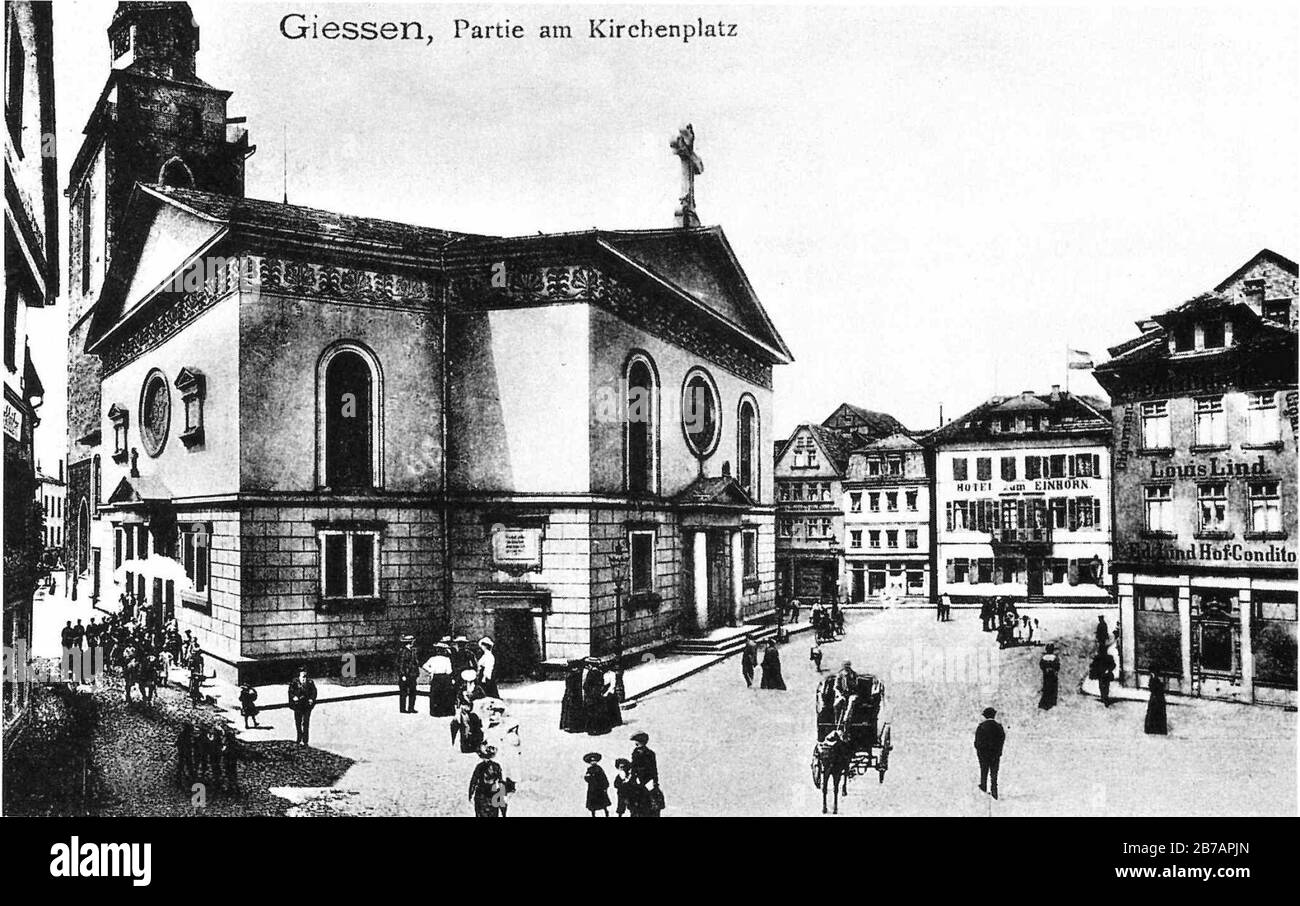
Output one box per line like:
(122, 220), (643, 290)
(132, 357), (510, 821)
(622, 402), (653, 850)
(1067, 348), (1094, 370)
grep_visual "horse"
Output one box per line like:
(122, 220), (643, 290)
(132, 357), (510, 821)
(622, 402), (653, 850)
(813, 730), (853, 814)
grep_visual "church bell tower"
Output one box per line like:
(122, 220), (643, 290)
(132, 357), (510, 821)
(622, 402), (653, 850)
(65, 1), (254, 545)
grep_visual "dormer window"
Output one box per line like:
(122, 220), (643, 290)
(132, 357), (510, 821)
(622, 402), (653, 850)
(108, 404), (130, 463)
(1202, 320), (1226, 349)
(175, 367), (206, 447)
(1172, 323), (1195, 352)
(1263, 299), (1291, 325)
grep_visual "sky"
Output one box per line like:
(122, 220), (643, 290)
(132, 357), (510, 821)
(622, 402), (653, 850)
(27, 1), (1300, 471)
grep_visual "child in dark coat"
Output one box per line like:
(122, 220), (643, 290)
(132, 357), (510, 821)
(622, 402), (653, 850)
(583, 752), (611, 816)
(239, 683), (260, 728)
(612, 757), (634, 817)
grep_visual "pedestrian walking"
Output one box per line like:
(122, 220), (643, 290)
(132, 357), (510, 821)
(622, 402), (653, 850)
(424, 640), (457, 717)
(1090, 649), (1116, 707)
(810, 643), (823, 673)
(629, 731), (662, 817)
(239, 682), (260, 728)
(584, 658), (612, 734)
(187, 643), (206, 704)
(396, 634), (420, 713)
(468, 744), (505, 817)
(1038, 644), (1060, 710)
(740, 636), (758, 687)
(477, 637), (498, 698)
(583, 752), (611, 817)
(1095, 615), (1110, 655)
(788, 597), (801, 624)
(451, 671), (486, 752)
(759, 639), (786, 690)
(559, 658), (587, 732)
(974, 707), (1006, 799)
(288, 665), (318, 746)
(1144, 674), (1168, 735)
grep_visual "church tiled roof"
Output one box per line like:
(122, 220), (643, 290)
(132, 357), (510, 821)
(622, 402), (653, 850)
(149, 184), (484, 254)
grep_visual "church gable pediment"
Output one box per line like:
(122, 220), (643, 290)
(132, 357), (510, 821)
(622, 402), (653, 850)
(672, 474), (756, 508)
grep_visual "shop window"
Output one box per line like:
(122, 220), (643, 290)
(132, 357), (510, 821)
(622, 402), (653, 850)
(1252, 591), (1297, 687)
(1141, 401), (1171, 450)
(1135, 586), (1181, 674)
(1249, 482), (1282, 534)
(629, 530), (655, 593)
(906, 570), (924, 593)
(1246, 392), (1279, 445)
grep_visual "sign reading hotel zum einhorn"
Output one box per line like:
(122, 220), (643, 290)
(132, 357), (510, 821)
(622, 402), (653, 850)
(490, 522), (543, 573)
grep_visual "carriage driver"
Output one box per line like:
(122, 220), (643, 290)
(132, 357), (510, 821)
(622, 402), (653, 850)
(833, 660), (859, 727)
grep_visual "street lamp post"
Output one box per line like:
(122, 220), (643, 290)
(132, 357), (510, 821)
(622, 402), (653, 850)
(609, 539), (630, 701)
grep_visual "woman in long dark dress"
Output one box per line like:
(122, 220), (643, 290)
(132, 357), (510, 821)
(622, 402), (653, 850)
(1038, 643), (1060, 710)
(584, 662), (610, 735)
(760, 641), (786, 690)
(559, 659), (587, 732)
(1144, 674), (1168, 734)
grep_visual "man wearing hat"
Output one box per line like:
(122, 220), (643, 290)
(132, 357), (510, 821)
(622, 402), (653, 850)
(186, 641), (206, 705)
(396, 634), (420, 714)
(288, 665), (318, 746)
(628, 731), (661, 817)
(477, 637), (498, 698)
(973, 707), (1006, 799)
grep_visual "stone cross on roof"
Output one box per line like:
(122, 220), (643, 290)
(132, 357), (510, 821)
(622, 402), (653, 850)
(670, 124), (703, 228)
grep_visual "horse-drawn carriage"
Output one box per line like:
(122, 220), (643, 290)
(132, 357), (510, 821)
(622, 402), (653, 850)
(810, 673), (893, 813)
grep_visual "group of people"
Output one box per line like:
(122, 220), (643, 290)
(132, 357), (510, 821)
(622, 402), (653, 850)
(462, 698), (523, 816)
(740, 636), (786, 689)
(559, 658), (622, 735)
(579, 731), (663, 817)
(809, 599), (845, 642)
(176, 721), (240, 792)
(980, 598), (1041, 649)
(412, 635), (496, 717)
(59, 607), (206, 705)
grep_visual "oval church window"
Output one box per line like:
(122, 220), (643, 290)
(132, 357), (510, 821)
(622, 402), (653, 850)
(681, 369), (720, 458)
(139, 369), (171, 457)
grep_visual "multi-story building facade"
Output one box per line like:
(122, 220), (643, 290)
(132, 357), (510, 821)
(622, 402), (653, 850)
(930, 388), (1113, 605)
(1094, 249), (1297, 706)
(775, 404), (907, 605)
(842, 434), (931, 602)
(37, 459), (65, 554)
(775, 424), (850, 604)
(4, 0), (58, 733)
(67, 3), (790, 683)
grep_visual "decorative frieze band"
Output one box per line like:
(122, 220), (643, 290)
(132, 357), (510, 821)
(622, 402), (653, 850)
(448, 263), (774, 389)
(102, 256), (441, 375)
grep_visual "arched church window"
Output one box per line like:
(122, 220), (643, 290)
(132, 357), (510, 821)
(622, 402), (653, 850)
(317, 343), (383, 489)
(159, 156), (195, 189)
(738, 396), (759, 497)
(625, 354), (658, 494)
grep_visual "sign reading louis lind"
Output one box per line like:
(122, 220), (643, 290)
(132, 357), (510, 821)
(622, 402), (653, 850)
(490, 522), (543, 574)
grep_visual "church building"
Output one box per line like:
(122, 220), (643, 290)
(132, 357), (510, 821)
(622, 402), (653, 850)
(66, 3), (791, 682)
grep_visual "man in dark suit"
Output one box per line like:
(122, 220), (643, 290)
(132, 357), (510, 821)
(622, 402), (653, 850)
(974, 707), (1006, 799)
(629, 731), (660, 817)
(740, 637), (758, 687)
(288, 665), (318, 746)
(396, 634), (420, 713)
